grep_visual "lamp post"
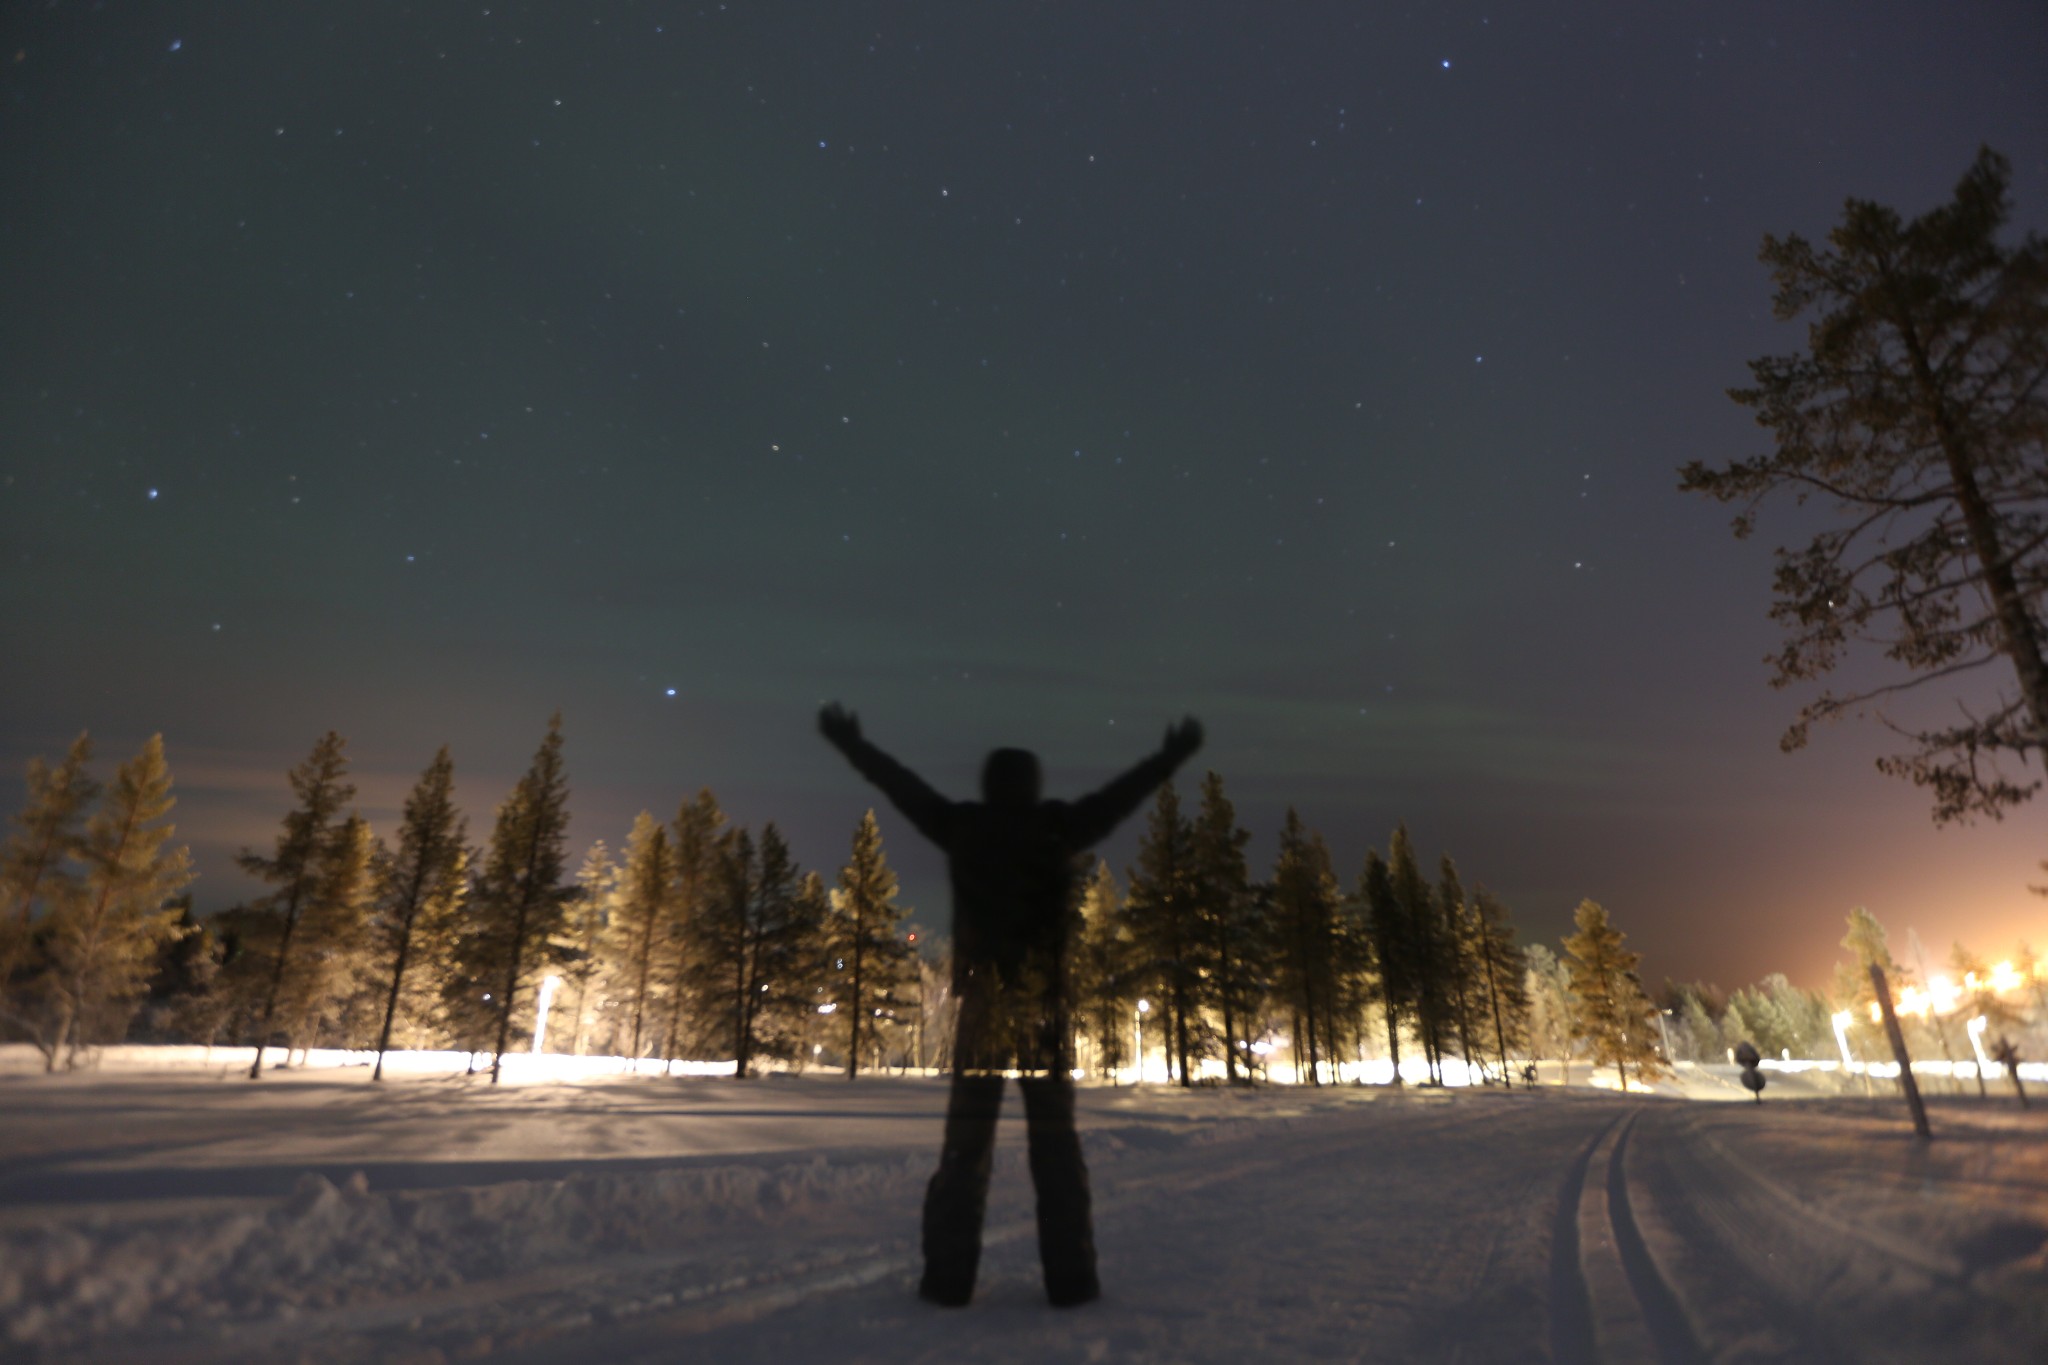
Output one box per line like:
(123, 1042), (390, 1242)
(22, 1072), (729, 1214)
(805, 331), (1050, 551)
(531, 974), (563, 1056)
(1135, 999), (1150, 1084)
(1966, 1015), (1992, 1099)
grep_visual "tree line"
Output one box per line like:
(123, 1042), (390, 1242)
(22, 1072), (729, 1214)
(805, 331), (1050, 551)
(16, 723), (1962, 1094)
(0, 721), (929, 1081)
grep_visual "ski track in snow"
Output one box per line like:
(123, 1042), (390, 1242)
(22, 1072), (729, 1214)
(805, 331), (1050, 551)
(2, 1065), (2046, 1363)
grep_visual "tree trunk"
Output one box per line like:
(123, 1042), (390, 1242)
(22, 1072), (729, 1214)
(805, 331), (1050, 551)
(1901, 312), (2048, 750)
(249, 880), (307, 1080)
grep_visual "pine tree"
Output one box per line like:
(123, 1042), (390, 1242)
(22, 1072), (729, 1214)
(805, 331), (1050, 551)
(783, 870), (836, 1069)
(1834, 905), (1907, 1048)
(1071, 861), (1137, 1080)
(466, 715), (575, 1084)
(240, 731), (354, 1078)
(0, 733), (98, 1007)
(617, 812), (677, 1059)
(1468, 887), (1530, 1085)
(1436, 855), (1481, 1072)
(1561, 900), (1667, 1091)
(42, 736), (193, 1067)
(1524, 943), (1580, 1081)
(828, 810), (910, 1077)
(1125, 782), (1206, 1086)
(1682, 148), (2048, 821)
(660, 789), (724, 1068)
(1190, 772), (1260, 1083)
(1387, 826), (1447, 1081)
(273, 814), (379, 1059)
(1360, 848), (1410, 1083)
(372, 748), (467, 1080)
(559, 840), (620, 1057)
(690, 824), (809, 1077)
(1270, 809), (1342, 1084)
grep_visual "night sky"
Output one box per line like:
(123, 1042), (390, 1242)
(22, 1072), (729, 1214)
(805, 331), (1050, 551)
(5, 3), (2046, 993)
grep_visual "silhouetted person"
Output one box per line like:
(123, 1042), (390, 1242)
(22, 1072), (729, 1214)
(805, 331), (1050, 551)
(819, 703), (1202, 1308)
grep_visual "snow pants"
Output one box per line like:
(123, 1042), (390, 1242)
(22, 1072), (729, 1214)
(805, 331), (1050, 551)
(920, 1072), (1098, 1306)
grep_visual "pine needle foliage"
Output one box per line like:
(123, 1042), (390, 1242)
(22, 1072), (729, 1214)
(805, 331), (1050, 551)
(1683, 148), (2048, 821)
(372, 747), (466, 1079)
(42, 736), (193, 1067)
(239, 731), (353, 1078)
(1561, 900), (1667, 1092)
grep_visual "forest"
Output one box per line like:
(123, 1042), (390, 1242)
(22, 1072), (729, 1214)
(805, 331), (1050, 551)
(2, 722), (2040, 1093)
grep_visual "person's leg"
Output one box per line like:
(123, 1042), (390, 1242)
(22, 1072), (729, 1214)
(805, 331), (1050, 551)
(920, 1072), (1005, 1305)
(1018, 1073), (1099, 1306)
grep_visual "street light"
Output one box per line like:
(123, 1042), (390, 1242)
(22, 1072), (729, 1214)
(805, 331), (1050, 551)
(1830, 1009), (1855, 1070)
(1135, 999), (1150, 1084)
(531, 974), (563, 1055)
(1967, 1015), (1993, 1097)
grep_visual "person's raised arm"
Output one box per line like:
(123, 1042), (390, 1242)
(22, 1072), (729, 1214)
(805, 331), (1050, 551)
(818, 703), (954, 847)
(1063, 717), (1203, 849)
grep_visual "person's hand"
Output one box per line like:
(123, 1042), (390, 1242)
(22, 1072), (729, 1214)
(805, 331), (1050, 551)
(1162, 716), (1203, 763)
(819, 702), (862, 749)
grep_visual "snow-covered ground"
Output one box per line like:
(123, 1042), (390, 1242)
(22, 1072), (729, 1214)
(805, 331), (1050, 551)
(3, 1049), (2044, 1363)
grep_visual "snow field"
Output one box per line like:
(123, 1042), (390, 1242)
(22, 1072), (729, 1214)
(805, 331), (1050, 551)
(3, 1061), (2047, 1362)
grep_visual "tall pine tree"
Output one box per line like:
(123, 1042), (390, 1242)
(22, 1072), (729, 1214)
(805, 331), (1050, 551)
(0, 733), (98, 1021)
(1071, 861), (1136, 1080)
(241, 732), (353, 1079)
(1360, 848), (1410, 1084)
(829, 810), (910, 1077)
(661, 789), (724, 1069)
(560, 840), (620, 1057)
(1190, 772), (1260, 1083)
(44, 736), (192, 1067)
(372, 747), (466, 1080)
(1270, 809), (1342, 1085)
(1468, 888), (1530, 1085)
(1125, 783), (1206, 1086)
(467, 715), (574, 1084)
(1561, 900), (1666, 1091)
(1387, 826), (1446, 1082)
(617, 811), (677, 1060)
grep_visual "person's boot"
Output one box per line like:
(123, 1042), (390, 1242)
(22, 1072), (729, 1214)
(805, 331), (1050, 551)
(918, 1270), (974, 1307)
(1044, 1270), (1099, 1308)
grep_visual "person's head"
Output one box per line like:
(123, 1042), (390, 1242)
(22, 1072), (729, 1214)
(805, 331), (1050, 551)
(980, 748), (1042, 808)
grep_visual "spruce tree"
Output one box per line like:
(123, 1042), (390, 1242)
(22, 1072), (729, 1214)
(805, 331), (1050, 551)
(1524, 943), (1581, 1081)
(661, 789), (724, 1068)
(1387, 826), (1445, 1081)
(560, 840), (620, 1056)
(240, 731), (353, 1079)
(467, 715), (575, 1084)
(1360, 848), (1409, 1083)
(44, 736), (192, 1067)
(274, 814), (379, 1059)
(829, 809), (910, 1077)
(372, 747), (466, 1080)
(1125, 782), (1206, 1086)
(1437, 855), (1480, 1072)
(1469, 887), (1530, 1085)
(1190, 772), (1259, 1083)
(1, 733), (98, 999)
(617, 811), (677, 1060)
(1561, 900), (1666, 1091)
(1270, 809), (1342, 1084)
(1072, 861), (1136, 1080)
